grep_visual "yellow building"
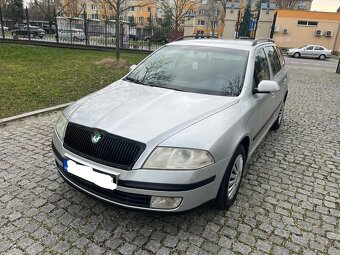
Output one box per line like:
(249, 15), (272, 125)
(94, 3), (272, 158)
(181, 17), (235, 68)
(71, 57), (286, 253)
(273, 10), (340, 52)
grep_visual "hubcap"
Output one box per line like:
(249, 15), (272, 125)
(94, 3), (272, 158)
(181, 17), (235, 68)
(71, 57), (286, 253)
(227, 155), (244, 200)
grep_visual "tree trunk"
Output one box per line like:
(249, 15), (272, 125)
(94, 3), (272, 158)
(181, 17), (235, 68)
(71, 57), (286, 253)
(115, 12), (120, 62)
(115, 16), (120, 62)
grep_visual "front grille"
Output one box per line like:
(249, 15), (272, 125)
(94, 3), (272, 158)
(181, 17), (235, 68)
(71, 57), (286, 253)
(63, 122), (146, 170)
(57, 162), (151, 208)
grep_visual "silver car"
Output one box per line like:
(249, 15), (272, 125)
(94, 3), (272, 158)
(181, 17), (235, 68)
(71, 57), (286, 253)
(52, 38), (288, 212)
(287, 44), (332, 60)
(58, 28), (85, 42)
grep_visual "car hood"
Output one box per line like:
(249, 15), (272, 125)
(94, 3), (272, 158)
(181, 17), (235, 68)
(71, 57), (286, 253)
(66, 80), (239, 144)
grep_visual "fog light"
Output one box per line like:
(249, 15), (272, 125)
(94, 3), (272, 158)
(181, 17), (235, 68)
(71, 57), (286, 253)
(150, 196), (182, 209)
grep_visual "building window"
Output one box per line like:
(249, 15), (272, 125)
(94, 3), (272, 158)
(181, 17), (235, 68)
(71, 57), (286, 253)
(148, 7), (151, 13)
(297, 20), (318, 26)
(198, 20), (205, 26)
(91, 4), (97, 10)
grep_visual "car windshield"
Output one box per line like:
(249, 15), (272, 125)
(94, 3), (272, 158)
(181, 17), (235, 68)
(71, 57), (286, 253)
(125, 45), (249, 97)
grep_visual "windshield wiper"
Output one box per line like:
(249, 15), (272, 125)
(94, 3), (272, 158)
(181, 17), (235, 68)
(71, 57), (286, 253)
(124, 77), (146, 85)
(157, 86), (186, 91)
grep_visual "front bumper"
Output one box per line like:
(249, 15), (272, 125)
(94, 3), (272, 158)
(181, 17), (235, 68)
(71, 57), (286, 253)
(52, 132), (230, 212)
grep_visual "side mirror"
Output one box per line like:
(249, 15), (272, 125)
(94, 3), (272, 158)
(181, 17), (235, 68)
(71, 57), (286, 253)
(254, 80), (280, 93)
(129, 64), (137, 72)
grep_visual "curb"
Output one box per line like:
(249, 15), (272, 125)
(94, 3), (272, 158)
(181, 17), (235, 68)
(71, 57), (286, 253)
(0, 102), (72, 125)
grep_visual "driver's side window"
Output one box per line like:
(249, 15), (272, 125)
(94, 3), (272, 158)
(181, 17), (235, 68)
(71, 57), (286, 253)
(254, 49), (270, 87)
(306, 46), (314, 50)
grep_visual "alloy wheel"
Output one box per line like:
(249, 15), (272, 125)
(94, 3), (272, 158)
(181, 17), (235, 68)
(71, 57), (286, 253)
(227, 155), (244, 200)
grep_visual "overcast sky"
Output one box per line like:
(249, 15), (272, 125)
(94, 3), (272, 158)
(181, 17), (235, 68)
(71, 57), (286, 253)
(311, 0), (339, 12)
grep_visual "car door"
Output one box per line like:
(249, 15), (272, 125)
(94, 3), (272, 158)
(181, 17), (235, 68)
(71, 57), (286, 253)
(314, 46), (325, 58)
(301, 45), (314, 58)
(249, 48), (274, 144)
(263, 46), (287, 118)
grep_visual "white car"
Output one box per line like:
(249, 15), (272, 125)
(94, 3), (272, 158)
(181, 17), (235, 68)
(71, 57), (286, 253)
(287, 45), (332, 60)
(58, 29), (85, 42)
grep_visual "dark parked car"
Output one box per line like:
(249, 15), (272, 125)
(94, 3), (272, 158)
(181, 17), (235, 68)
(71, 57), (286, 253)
(129, 34), (139, 41)
(42, 24), (56, 34)
(144, 35), (168, 43)
(12, 26), (46, 39)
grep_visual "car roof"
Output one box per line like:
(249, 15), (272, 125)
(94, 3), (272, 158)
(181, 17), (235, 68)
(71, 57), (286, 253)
(168, 39), (274, 51)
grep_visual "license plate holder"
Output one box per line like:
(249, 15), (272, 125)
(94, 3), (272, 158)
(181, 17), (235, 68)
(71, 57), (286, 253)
(63, 159), (118, 190)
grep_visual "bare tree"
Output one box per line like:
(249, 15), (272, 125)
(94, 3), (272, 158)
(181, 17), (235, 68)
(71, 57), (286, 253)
(274, 0), (299, 9)
(63, 0), (87, 18)
(217, 0), (227, 26)
(28, 0), (72, 32)
(160, 0), (198, 32)
(100, 0), (153, 62)
(202, 0), (223, 36)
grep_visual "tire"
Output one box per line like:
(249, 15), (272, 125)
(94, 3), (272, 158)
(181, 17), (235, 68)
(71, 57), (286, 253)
(293, 52), (300, 58)
(271, 101), (285, 130)
(215, 144), (246, 210)
(73, 36), (79, 41)
(319, 54), (326, 60)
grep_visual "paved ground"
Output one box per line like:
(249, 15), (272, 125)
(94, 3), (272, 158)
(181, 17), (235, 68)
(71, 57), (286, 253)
(284, 56), (339, 71)
(0, 67), (339, 255)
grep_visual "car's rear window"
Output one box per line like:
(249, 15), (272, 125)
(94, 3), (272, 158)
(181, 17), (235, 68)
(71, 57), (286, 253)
(126, 45), (249, 97)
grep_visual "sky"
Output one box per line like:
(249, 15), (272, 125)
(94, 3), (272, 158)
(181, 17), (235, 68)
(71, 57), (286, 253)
(311, 0), (340, 12)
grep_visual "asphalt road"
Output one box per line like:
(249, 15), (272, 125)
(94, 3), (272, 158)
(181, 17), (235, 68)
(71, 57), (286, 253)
(0, 68), (339, 254)
(284, 56), (339, 71)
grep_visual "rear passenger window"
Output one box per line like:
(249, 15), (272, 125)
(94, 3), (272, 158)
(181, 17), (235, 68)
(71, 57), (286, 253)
(274, 47), (285, 67)
(254, 49), (270, 87)
(264, 46), (281, 76)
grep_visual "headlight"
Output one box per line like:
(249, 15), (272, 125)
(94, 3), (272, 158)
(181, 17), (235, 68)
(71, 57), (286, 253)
(55, 114), (68, 140)
(143, 147), (214, 170)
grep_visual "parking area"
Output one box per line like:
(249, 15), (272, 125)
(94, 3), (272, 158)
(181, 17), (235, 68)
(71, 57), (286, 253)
(0, 66), (339, 255)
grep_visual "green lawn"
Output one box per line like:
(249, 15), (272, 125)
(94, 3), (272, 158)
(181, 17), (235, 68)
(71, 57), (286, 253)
(0, 44), (148, 119)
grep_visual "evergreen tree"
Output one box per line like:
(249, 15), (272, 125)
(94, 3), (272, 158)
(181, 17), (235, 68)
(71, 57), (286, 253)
(3, 0), (25, 26)
(238, 0), (252, 38)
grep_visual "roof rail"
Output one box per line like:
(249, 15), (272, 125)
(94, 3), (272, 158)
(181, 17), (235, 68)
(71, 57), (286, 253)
(174, 35), (219, 41)
(252, 38), (274, 46)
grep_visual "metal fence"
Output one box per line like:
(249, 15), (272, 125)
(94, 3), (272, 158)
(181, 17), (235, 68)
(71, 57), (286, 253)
(0, 7), (184, 51)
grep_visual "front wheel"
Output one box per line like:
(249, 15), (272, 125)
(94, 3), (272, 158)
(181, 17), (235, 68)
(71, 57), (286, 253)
(293, 52), (300, 58)
(215, 145), (245, 210)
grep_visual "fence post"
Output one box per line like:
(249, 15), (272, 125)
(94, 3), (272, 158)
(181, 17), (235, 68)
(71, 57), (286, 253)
(105, 19), (108, 47)
(54, 8), (59, 43)
(0, 5), (5, 39)
(25, 7), (31, 41)
(84, 10), (89, 46)
(69, 18), (73, 44)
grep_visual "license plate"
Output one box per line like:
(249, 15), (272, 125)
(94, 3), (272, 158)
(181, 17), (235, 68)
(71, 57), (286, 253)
(63, 159), (117, 190)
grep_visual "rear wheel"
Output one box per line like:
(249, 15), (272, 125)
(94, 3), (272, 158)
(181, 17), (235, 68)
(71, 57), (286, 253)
(272, 101), (285, 130)
(319, 54), (326, 60)
(293, 52), (300, 58)
(215, 145), (245, 209)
